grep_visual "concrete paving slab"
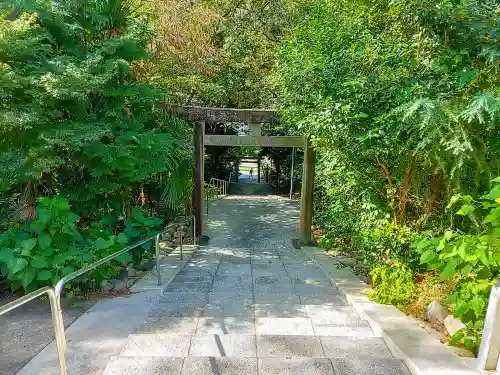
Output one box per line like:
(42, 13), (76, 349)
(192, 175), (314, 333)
(256, 335), (324, 357)
(152, 295), (207, 318)
(172, 275), (215, 284)
(256, 317), (315, 335)
(253, 292), (301, 304)
(294, 284), (340, 296)
(196, 317), (256, 335)
(159, 292), (208, 305)
(331, 358), (410, 375)
(320, 337), (393, 359)
(137, 317), (199, 334)
(165, 282), (213, 293)
(313, 323), (375, 337)
(254, 304), (306, 318)
(181, 357), (258, 375)
(189, 335), (257, 357)
(299, 294), (348, 306)
(207, 292), (253, 302)
(119, 334), (191, 357)
(258, 358), (335, 375)
(291, 276), (332, 286)
(305, 305), (365, 325)
(252, 270), (290, 279)
(254, 293), (306, 318)
(203, 300), (254, 317)
(103, 356), (183, 375)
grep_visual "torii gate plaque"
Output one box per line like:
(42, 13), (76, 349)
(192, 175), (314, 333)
(165, 104), (316, 245)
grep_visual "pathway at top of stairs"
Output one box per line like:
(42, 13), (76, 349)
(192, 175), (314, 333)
(103, 196), (410, 375)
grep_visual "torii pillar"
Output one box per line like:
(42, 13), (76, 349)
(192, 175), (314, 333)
(299, 136), (316, 245)
(193, 121), (204, 236)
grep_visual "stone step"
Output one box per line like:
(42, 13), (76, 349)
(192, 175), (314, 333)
(118, 334), (396, 360)
(103, 356), (410, 375)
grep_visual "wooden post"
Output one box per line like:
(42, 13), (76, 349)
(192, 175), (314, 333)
(299, 137), (316, 245)
(257, 159), (261, 183)
(289, 147), (295, 199)
(235, 160), (240, 183)
(193, 121), (205, 236)
(276, 158), (280, 192)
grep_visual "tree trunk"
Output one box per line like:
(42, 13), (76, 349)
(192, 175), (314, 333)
(376, 157), (397, 225)
(397, 155), (416, 224)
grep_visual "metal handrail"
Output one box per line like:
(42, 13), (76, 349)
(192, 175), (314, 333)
(0, 286), (67, 374)
(209, 177), (229, 196)
(0, 215), (196, 375)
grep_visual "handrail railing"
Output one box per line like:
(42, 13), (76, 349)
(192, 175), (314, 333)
(209, 177), (229, 196)
(205, 178), (230, 214)
(0, 215), (196, 375)
(0, 286), (67, 374)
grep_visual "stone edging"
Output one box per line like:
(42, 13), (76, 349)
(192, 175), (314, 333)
(303, 246), (482, 375)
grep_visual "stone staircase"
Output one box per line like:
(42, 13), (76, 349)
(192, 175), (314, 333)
(228, 182), (273, 195)
(102, 245), (409, 375)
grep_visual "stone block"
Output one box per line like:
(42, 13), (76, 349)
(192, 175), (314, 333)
(257, 335), (324, 357)
(331, 358), (410, 375)
(299, 294), (348, 306)
(189, 334), (257, 357)
(320, 337), (393, 359)
(258, 358), (335, 375)
(304, 305), (363, 325)
(196, 317), (256, 335)
(181, 357), (258, 375)
(254, 294), (306, 318)
(164, 281), (212, 293)
(256, 317), (315, 335)
(312, 323), (374, 337)
(119, 334), (191, 357)
(137, 317), (199, 334)
(103, 357), (183, 375)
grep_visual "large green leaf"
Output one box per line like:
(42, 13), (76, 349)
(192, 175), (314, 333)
(38, 233), (52, 249)
(21, 238), (37, 251)
(20, 267), (36, 288)
(456, 204), (473, 216)
(12, 258), (29, 274)
(440, 259), (457, 280)
(0, 248), (14, 262)
(116, 252), (132, 263)
(117, 233), (128, 245)
(38, 270), (53, 281)
(30, 255), (49, 269)
(420, 250), (437, 264)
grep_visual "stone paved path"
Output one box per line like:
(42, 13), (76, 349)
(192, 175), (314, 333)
(103, 196), (409, 375)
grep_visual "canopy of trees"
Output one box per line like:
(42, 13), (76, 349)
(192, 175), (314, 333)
(1, 0), (499, 354)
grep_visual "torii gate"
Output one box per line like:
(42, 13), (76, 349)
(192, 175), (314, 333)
(165, 105), (316, 245)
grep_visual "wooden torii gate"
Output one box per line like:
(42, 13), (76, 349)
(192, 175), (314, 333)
(165, 105), (316, 245)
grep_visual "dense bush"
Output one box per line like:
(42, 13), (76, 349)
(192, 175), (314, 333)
(276, 0), (500, 351)
(0, 1), (192, 291)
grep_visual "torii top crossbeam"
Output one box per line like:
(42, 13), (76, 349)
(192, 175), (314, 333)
(165, 104), (280, 124)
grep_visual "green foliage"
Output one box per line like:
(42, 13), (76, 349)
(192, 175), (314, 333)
(0, 197), (92, 291)
(276, 0), (499, 351)
(369, 262), (416, 310)
(0, 1), (192, 292)
(414, 180), (500, 351)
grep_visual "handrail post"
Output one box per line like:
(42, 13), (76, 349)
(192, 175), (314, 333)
(48, 289), (68, 375)
(477, 280), (500, 370)
(53, 284), (67, 352)
(155, 234), (161, 286)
